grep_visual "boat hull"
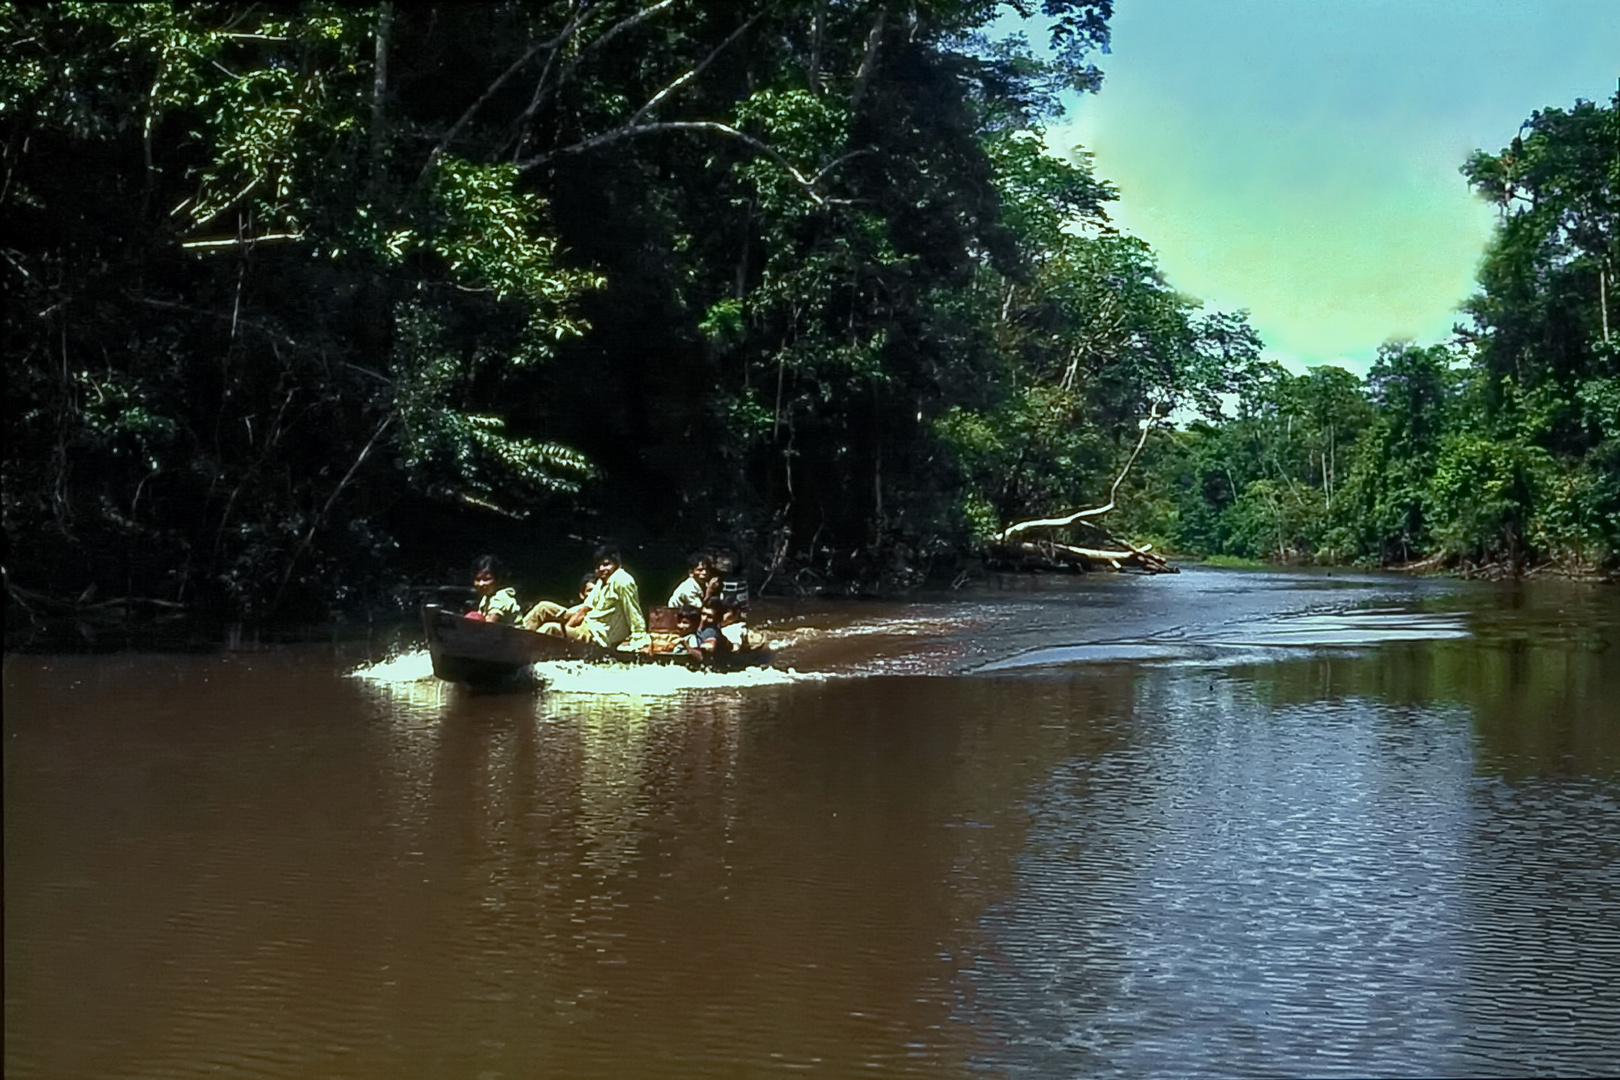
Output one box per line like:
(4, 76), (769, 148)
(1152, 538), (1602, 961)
(422, 603), (596, 684)
(421, 603), (774, 686)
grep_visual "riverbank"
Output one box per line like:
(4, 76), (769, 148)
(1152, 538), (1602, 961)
(8, 550), (1613, 656)
(1198, 551), (1617, 585)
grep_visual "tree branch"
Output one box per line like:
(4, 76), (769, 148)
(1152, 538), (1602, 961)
(850, 8), (886, 112)
(180, 232), (304, 249)
(516, 0), (676, 131)
(582, 0), (681, 55)
(995, 400), (1164, 543)
(521, 121), (825, 204)
(621, 7), (766, 129)
(418, 20), (576, 184)
(273, 412), (395, 613)
(370, 1), (393, 191)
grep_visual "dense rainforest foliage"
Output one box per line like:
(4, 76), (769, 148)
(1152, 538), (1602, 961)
(2, 3), (1614, 639)
(1121, 92), (1619, 573)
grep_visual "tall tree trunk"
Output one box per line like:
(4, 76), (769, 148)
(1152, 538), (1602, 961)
(369, 2), (392, 192)
(1601, 260), (1611, 343)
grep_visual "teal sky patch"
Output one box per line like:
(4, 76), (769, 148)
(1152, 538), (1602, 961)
(1025, 0), (1620, 373)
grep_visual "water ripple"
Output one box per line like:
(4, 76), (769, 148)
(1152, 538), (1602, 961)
(966, 671), (1620, 1078)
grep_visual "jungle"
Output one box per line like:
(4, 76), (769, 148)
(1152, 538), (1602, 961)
(3, 2), (1616, 641)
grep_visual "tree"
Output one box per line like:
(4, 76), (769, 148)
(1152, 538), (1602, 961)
(5, 0), (1141, 623)
(2, 4), (598, 624)
(1335, 343), (1454, 563)
(1128, 91), (1619, 572)
(1456, 90), (1620, 564)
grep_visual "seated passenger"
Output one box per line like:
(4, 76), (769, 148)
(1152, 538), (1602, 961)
(466, 555), (521, 623)
(684, 600), (734, 664)
(667, 551), (714, 613)
(539, 544), (648, 650)
(521, 572), (594, 631)
(718, 602), (759, 652)
(709, 551), (748, 609)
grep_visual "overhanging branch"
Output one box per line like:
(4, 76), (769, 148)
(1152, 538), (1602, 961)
(520, 121), (826, 205)
(995, 399), (1164, 544)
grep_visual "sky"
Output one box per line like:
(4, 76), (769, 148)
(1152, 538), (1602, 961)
(1016, 0), (1620, 374)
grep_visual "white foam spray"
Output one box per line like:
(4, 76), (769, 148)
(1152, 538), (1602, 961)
(348, 647), (819, 696)
(349, 648), (439, 684)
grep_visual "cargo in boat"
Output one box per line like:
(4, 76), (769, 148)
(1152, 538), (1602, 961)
(421, 603), (771, 686)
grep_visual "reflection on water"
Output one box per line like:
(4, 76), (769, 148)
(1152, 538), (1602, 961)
(970, 603), (1473, 672)
(5, 570), (1619, 1078)
(967, 666), (1620, 1077)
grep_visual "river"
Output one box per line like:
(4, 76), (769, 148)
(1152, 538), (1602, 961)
(5, 566), (1618, 1077)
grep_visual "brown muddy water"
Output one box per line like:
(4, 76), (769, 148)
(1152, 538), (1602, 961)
(5, 566), (1618, 1078)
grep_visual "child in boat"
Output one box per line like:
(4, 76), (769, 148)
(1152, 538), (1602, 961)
(467, 555), (521, 623)
(708, 552), (750, 613)
(684, 599), (733, 663)
(521, 572), (594, 631)
(667, 551), (715, 613)
(718, 601), (760, 652)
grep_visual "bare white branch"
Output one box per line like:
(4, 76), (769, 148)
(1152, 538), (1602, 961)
(518, 0), (679, 128)
(523, 121), (825, 204)
(180, 232), (304, 250)
(850, 9), (886, 111)
(995, 400), (1164, 544)
(623, 8), (767, 129)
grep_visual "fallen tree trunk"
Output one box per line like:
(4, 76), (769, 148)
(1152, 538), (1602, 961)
(5, 581), (195, 649)
(985, 403), (1178, 575)
(989, 537), (1176, 574)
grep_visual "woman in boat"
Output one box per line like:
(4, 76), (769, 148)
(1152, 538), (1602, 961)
(466, 555), (521, 623)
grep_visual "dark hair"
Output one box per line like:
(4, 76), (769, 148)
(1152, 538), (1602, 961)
(593, 543), (621, 565)
(687, 550), (714, 571)
(578, 571), (597, 592)
(471, 554), (504, 579)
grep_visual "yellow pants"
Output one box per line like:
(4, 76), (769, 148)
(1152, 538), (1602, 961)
(537, 620), (595, 643)
(520, 600), (567, 631)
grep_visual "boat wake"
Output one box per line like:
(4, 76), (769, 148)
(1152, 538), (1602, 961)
(350, 649), (439, 683)
(347, 648), (817, 696)
(966, 607), (1472, 674)
(531, 659), (812, 695)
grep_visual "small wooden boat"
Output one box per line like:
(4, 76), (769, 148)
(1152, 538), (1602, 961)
(421, 603), (589, 684)
(421, 603), (772, 686)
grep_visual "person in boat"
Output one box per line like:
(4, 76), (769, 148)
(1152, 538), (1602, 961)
(466, 555), (521, 623)
(684, 599), (734, 664)
(520, 571), (595, 631)
(717, 600), (761, 653)
(709, 551), (749, 608)
(538, 544), (648, 650)
(667, 551), (715, 613)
